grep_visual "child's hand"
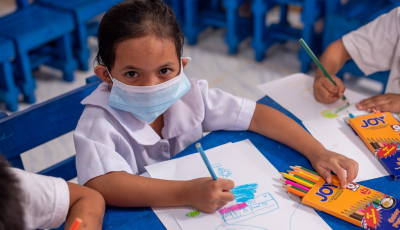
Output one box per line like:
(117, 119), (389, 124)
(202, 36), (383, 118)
(184, 178), (235, 213)
(313, 74), (346, 104)
(356, 93), (400, 113)
(309, 150), (358, 188)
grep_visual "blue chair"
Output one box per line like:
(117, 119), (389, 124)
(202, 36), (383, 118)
(183, 0), (253, 54)
(0, 37), (19, 112)
(36, 0), (124, 71)
(323, 0), (399, 93)
(251, 0), (340, 73)
(0, 0), (77, 104)
(0, 76), (101, 180)
(167, 0), (184, 26)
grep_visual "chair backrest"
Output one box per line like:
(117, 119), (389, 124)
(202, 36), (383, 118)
(0, 76), (101, 181)
(16, 0), (30, 9)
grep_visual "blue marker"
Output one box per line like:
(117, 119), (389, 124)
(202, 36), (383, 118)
(196, 143), (218, 180)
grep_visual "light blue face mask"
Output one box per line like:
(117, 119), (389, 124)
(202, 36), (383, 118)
(107, 61), (191, 124)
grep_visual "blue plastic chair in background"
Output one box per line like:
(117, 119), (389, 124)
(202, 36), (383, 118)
(36, 0), (124, 71)
(322, 0), (399, 93)
(0, 76), (101, 180)
(0, 0), (77, 104)
(183, 0), (253, 54)
(0, 37), (19, 112)
(251, 0), (340, 73)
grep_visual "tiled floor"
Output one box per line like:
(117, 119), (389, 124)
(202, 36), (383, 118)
(1, 1), (382, 175)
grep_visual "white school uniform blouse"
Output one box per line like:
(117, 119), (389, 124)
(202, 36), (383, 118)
(10, 168), (70, 230)
(342, 7), (400, 94)
(74, 78), (256, 185)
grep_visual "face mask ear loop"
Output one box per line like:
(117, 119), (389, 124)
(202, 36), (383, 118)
(106, 68), (113, 91)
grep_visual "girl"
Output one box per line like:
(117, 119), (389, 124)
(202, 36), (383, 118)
(313, 7), (400, 113)
(74, 0), (358, 213)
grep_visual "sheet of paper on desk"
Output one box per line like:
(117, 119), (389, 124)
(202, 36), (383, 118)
(257, 73), (368, 132)
(257, 73), (389, 181)
(146, 140), (331, 230)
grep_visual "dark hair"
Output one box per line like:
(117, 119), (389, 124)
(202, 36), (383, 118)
(0, 157), (24, 230)
(95, 0), (184, 70)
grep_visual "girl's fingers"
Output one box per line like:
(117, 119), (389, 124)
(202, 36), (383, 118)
(341, 160), (357, 183)
(329, 164), (348, 188)
(219, 191), (235, 202)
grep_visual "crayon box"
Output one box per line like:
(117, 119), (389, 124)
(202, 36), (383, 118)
(301, 176), (400, 229)
(348, 112), (400, 180)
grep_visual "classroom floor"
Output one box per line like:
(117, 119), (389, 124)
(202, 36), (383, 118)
(1, 1), (383, 179)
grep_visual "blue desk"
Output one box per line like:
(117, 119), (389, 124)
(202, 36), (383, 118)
(64, 95), (400, 230)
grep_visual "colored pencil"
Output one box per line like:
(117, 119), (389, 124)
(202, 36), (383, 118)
(367, 138), (379, 150)
(280, 173), (314, 188)
(69, 218), (82, 230)
(287, 173), (316, 185)
(290, 166), (321, 180)
(379, 138), (386, 146)
(373, 138), (384, 148)
(195, 143), (218, 180)
(346, 110), (355, 118)
(342, 212), (363, 221)
(285, 186), (306, 197)
(287, 170), (318, 183)
(280, 178), (310, 191)
(293, 166), (320, 176)
(283, 184), (309, 194)
(299, 38), (349, 105)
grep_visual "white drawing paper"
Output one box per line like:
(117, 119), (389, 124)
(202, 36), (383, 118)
(146, 141), (331, 230)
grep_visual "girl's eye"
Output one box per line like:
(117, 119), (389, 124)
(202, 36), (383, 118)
(126, 71), (138, 78)
(159, 68), (172, 75)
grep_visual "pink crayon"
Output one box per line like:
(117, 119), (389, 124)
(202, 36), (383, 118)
(281, 178), (310, 191)
(219, 202), (248, 215)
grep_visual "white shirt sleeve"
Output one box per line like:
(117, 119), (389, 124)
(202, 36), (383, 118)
(10, 168), (70, 230)
(342, 7), (400, 75)
(74, 110), (134, 185)
(198, 80), (256, 132)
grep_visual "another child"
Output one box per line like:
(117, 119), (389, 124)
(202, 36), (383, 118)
(0, 157), (105, 230)
(313, 7), (400, 113)
(74, 0), (358, 213)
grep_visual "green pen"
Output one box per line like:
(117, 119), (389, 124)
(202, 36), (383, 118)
(299, 38), (349, 105)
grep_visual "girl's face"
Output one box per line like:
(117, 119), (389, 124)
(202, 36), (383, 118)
(95, 35), (188, 87)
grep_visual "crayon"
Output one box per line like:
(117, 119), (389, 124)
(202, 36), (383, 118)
(287, 170), (318, 183)
(280, 178), (310, 191)
(280, 173), (314, 188)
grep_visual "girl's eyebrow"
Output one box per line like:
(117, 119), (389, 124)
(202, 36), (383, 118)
(121, 62), (174, 71)
(158, 62), (174, 68)
(121, 65), (141, 71)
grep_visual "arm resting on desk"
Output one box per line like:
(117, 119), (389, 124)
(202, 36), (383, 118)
(85, 172), (235, 212)
(248, 103), (359, 188)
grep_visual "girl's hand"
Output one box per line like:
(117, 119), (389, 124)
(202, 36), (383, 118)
(356, 93), (400, 113)
(313, 74), (346, 104)
(184, 178), (235, 213)
(309, 150), (358, 188)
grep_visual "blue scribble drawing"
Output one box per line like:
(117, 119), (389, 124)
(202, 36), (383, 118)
(213, 163), (232, 178)
(218, 183), (279, 225)
(215, 224), (267, 230)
